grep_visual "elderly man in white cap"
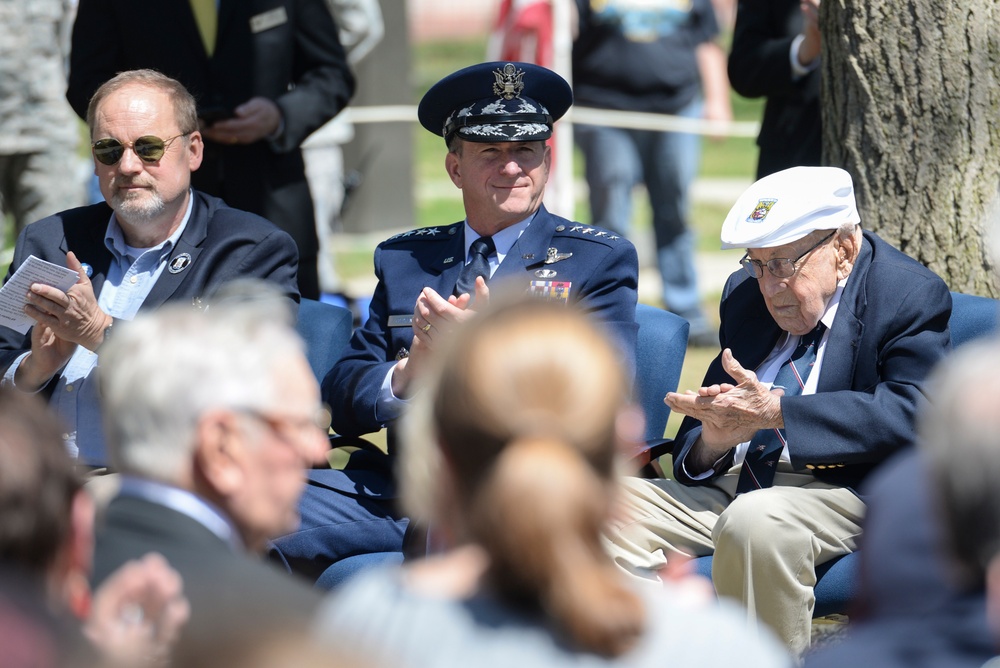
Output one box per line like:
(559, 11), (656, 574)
(604, 166), (952, 656)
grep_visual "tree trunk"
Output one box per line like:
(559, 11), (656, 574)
(822, 0), (1000, 297)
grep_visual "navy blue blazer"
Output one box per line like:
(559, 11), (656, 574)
(673, 230), (951, 490)
(325, 205), (640, 438)
(0, 190), (300, 377)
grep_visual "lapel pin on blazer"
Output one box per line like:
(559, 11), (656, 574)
(168, 253), (192, 274)
(80, 263), (94, 278)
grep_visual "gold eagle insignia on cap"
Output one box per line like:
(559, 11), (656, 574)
(493, 63), (525, 100)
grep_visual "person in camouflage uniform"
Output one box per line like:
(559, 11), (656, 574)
(0, 0), (86, 240)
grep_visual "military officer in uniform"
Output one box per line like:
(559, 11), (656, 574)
(269, 61), (640, 587)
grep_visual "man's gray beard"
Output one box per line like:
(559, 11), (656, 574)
(112, 190), (165, 226)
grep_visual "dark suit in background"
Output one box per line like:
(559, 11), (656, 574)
(728, 0), (822, 178)
(67, 0), (355, 299)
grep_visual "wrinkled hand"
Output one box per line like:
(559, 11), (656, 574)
(83, 553), (190, 668)
(201, 97), (282, 145)
(24, 252), (109, 353)
(798, 0), (821, 66)
(664, 348), (784, 451)
(391, 280), (489, 398)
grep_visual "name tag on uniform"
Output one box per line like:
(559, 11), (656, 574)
(528, 281), (572, 304)
(387, 315), (413, 328)
(250, 7), (288, 33)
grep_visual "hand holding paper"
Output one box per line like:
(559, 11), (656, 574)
(0, 254), (80, 335)
(24, 252), (110, 352)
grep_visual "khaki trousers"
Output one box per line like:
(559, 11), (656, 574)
(605, 466), (865, 657)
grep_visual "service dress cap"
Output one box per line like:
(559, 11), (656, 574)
(720, 166), (861, 249)
(418, 61), (573, 144)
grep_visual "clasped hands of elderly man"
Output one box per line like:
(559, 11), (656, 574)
(391, 276), (490, 399)
(666, 347), (785, 473)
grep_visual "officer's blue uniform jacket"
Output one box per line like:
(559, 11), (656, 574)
(325, 204), (640, 438)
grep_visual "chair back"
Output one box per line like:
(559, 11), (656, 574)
(635, 304), (690, 441)
(949, 291), (999, 348)
(296, 298), (354, 382)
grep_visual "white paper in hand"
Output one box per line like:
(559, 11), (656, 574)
(0, 255), (80, 334)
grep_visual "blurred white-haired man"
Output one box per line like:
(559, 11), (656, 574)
(93, 291), (328, 654)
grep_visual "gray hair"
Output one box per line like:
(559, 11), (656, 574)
(99, 298), (305, 483)
(919, 337), (1000, 586)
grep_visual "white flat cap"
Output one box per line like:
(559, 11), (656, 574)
(720, 166), (861, 249)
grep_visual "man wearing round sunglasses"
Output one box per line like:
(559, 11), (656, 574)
(0, 69), (299, 469)
(603, 166), (952, 657)
(66, 0), (355, 301)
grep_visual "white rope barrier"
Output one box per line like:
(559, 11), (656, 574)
(568, 106), (761, 138)
(341, 104), (761, 138)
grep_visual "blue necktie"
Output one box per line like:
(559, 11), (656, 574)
(736, 324), (826, 495)
(454, 235), (495, 298)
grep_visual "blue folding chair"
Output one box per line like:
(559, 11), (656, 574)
(630, 304), (690, 476)
(295, 298), (354, 383)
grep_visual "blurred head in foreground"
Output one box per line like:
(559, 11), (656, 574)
(0, 388), (89, 613)
(100, 288), (327, 552)
(920, 339), (1000, 602)
(401, 299), (645, 657)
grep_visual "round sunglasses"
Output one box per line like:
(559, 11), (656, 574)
(91, 133), (190, 166)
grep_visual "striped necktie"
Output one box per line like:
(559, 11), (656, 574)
(735, 324), (826, 494)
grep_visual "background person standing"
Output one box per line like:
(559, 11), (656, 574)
(572, 0), (731, 347)
(0, 0), (86, 240)
(728, 0), (823, 179)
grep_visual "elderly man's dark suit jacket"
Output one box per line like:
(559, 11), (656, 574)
(67, 0), (355, 297)
(673, 230), (951, 490)
(93, 494), (323, 657)
(728, 0), (822, 178)
(0, 190), (299, 389)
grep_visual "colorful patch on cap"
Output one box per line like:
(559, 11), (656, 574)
(747, 198), (778, 223)
(493, 63), (525, 99)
